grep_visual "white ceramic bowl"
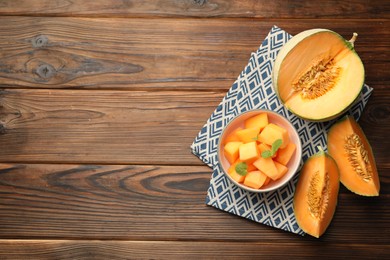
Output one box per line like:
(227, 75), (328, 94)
(217, 109), (302, 193)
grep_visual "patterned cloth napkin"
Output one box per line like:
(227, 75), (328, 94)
(191, 26), (373, 235)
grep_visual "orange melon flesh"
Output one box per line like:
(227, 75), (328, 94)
(258, 123), (290, 149)
(239, 141), (259, 162)
(275, 142), (296, 166)
(244, 170), (268, 189)
(244, 113), (268, 132)
(253, 157), (279, 180)
(224, 141), (243, 164)
(327, 116), (380, 196)
(228, 160), (246, 183)
(273, 29), (364, 121)
(293, 149), (339, 238)
(237, 128), (260, 143)
(224, 127), (243, 144)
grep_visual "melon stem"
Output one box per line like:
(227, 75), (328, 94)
(349, 33), (358, 47)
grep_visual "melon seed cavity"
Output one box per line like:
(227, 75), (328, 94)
(344, 133), (372, 182)
(307, 170), (330, 219)
(292, 57), (341, 99)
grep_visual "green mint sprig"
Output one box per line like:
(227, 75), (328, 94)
(261, 139), (283, 158)
(235, 162), (248, 176)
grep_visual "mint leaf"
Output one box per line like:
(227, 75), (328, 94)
(261, 150), (272, 158)
(261, 139), (283, 158)
(271, 139), (283, 154)
(235, 162), (248, 176)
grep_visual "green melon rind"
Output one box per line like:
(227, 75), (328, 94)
(272, 29), (365, 122)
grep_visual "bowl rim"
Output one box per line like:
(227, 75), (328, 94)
(217, 109), (302, 193)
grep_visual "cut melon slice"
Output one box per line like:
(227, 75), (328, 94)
(327, 115), (380, 196)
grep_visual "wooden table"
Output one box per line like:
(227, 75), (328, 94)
(0, 1), (389, 259)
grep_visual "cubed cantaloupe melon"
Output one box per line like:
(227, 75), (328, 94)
(224, 141), (243, 164)
(243, 170), (268, 189)
(257, 123), (290, 149)
(244, 113), (268, 132)
(236, 128), (260, 143)
(274, 161), (288, 180)
(224, 127), (243, 144)
(227, 161), (246, 183)
(274, 142), (296, 166)
(239, 141), (259, 162)
(253, 156), (279, 180)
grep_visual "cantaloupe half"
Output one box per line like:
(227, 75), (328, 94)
(273, 29), (365, 121)
(327, 115), (380, 196)
(294, 148), (339, 238)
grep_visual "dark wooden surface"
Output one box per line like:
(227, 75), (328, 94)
(0, 1), (389, 259)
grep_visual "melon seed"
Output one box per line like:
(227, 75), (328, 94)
(344, 133), (372, 182)
(307, 170), (330, 219)
(293, 57), (341, 99)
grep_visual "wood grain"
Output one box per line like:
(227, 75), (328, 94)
(0, 163), (389, 243)
(0, 0), (389, 258)
(1, 88), (389, 166)
(0, 88), (224, 165)
(0, 0), (388, 19)
(0, 240), (389, 259)
(0, 17), (388, 90)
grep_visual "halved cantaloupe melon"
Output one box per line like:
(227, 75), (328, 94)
(293, 148), (339, 238)
(273, 29), (364, 121)
(327, 115), (380, 196)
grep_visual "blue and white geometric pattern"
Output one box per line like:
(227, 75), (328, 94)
(191, 26), (373, 235)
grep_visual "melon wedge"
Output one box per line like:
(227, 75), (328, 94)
(272, 29), (365, 121)
(327, 115), (380, 196)
(293, 148), (340, 238)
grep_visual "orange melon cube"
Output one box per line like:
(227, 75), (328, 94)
(275, 142), (296, 166)
(253, 156), (279, 180)
(245, 113), (269, 132)
(263, 176), (271, 187)
(224, 127), (243, 144)
(224, 141), (243, 164)
(227, 161), (246, 183)
(243, 170), (268, 189)
(274, 160), (289, 180)
(257, 123), (290, 149)
(236, 128), (260, 143)
(239, 141), (260, 162)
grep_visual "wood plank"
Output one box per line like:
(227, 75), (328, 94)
(0, 0), (388, 19)
(1, 88), (389, 166)
(0, 17), (388, 90)
(0, 164), (389, 242)
(0, 89), (223, 165)
(0, 240), (389, 259)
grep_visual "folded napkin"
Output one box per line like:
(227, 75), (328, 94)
(191, 26), (372, 235)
